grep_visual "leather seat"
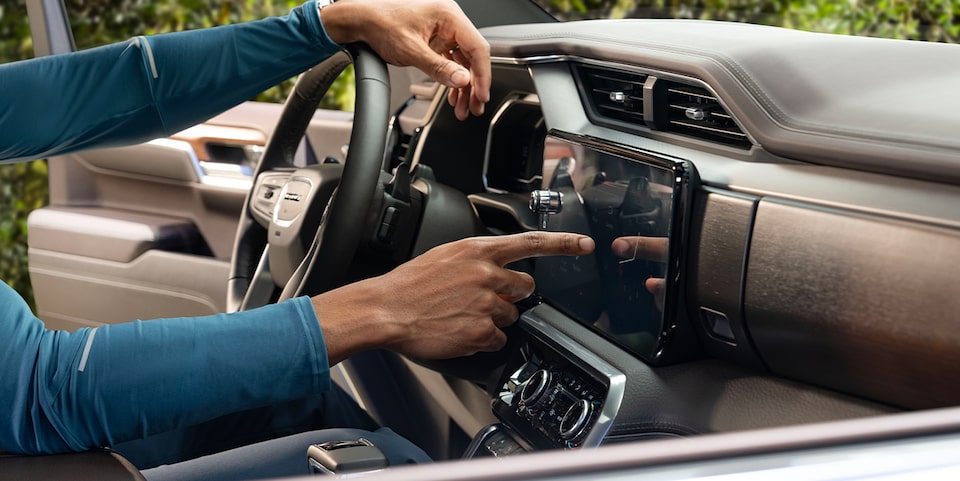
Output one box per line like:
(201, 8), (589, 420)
(0, 450), (145, 481)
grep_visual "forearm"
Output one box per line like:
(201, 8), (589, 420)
(311, 278), (397, 366)
(0, 0), (339, 163)
(1, 286), (330, 455)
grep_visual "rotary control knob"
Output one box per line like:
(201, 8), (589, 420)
(559, 399), (592, 440)
(520, 369), (552, 407)
(529, 190), (563, 230)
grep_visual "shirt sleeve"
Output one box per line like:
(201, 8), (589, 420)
(0, 0), (340, 163)
(0, 283), (331, 455)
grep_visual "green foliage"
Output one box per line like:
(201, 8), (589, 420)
(0, 0), (33, 63)
(0, 160), (48, 310)
(539, 0), (959, 42)
(62, 0), (355, 107)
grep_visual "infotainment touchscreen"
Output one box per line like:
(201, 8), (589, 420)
(531, 133), (693, 362)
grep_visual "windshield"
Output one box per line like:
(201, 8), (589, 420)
(532, 0), (958, 43)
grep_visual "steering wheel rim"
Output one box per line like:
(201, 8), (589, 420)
(228, 44), (391, 312)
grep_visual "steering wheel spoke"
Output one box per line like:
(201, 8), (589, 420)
(265, 165), (344, 286)
(228, 44), (392, 312)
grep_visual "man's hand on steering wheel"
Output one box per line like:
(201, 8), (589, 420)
(319, 0), (491, 120)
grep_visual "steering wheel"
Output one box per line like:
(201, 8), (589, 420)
(227, 44), (391, 312)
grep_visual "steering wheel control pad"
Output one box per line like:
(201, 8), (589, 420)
(250, 171), (291, 224)
(253, 165), (343, 286)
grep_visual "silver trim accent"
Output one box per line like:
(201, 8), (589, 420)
(520, 369), (551, 405)
(271, 176), (314, 228)
(463, 424), (503, 459)
(481, 94), (542, 193)
(491, 55), (564, 65)
(77, 327), (98, 372)
(141, 138), (252, 190)
(467, 193), (539, 232)
(381, 115), (397, 169)
(520, 307), (626, 448)
(406, 77), (451, 169)
(560, 399), (592, 440)
(331, 363), (370, 413)
(491, 54), (758, 146)
(670, 119), (749, 138)
(136, 36), (158, 79)
(239, 248), (275, 311)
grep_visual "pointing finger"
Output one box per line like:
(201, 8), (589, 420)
(478, 232), (595, 266)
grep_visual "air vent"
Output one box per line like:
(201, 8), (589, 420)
(664, 83), (750, 148)
(578, 66), (647, 125)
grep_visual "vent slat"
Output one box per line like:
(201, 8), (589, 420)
(664, 82), (750, 148)
(669, 120), (748, 139)
(598, 104), (645, 122)
(577, 66), (751, 148)
(579, 66), (647, 125)
(667, 87), (715, 100)
(590, 74), (647, 89)
(593, 88), (642, 102)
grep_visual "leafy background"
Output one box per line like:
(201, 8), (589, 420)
(1, 0), (957, 312)
(538, 0), (957, 42)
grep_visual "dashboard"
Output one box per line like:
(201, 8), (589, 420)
(388, 18), (960, 457)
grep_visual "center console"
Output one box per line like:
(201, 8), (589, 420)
(464, 305), (625, 457)
(465, 130), (697, 457)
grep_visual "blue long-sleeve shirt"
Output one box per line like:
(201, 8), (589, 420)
(0, 0), (339, 163)
(1, 1), (339, 454)
(1, 284), (330, 455)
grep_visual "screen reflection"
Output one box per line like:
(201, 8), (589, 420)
(533, 137), (674, 359)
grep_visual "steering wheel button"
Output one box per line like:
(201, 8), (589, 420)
(383, 206), (398, 223)
(377, 207), (399, 242)
(377, 222), (392, 242)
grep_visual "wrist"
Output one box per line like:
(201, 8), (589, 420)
(318, 0), (366, 45)
(310, 278), (398, 364)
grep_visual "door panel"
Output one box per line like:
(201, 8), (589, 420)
(29, 101), (355, 330)
(29, 250), (230, 330)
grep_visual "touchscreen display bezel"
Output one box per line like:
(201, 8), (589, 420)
(533, 130), (696, 364)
